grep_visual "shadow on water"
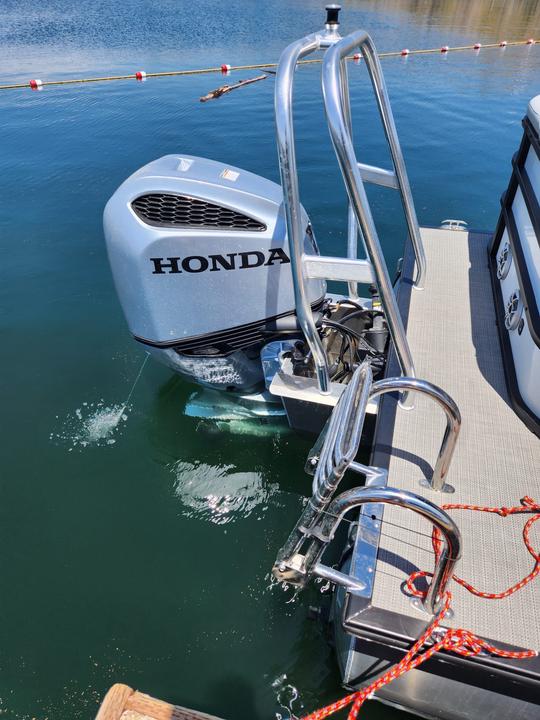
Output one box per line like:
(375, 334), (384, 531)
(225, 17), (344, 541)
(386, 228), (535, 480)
(148, 374), (314, 490)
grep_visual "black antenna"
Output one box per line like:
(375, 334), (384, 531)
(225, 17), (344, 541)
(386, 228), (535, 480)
(325, 4), (341, 26)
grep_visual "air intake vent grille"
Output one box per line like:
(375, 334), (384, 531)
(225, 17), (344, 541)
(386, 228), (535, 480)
(131, 193), (266, 231)
(174, 321), (268, 356)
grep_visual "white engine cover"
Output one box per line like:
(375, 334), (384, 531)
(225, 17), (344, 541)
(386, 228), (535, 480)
(104, 155), (325, 346)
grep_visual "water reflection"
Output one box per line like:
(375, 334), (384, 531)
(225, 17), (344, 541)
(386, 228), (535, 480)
(350, 0), (540, 37)
(1, 0), (538, 83)
(146, 374), (313, 497)
(172, 460), (279, 524)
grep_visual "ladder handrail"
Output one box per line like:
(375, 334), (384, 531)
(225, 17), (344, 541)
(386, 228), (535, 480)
(324, 31), (427, 291)
(322, 32), (420, 381)
(273, 484), (461, 615)
(275, 16), (426, 394)
(275, 25), (343, 395)
(315, 486), (461, 614)
(369, 377), (461, 492)
(311, 365), (461, 498)
(313, 360), (373, 504)
(275, 362), (461, 596)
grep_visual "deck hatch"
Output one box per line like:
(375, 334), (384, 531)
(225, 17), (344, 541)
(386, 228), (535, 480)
(131, 193), (266, 231)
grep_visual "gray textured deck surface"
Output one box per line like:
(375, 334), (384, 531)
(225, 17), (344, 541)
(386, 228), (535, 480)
(371, 228), (540, 650)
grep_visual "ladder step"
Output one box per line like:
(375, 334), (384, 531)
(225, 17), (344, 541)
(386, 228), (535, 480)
(357, 162), (399, 189)
(303, 255), (375, 284)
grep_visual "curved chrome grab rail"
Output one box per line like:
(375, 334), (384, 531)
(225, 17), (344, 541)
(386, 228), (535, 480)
(276, 18), (427, 393)
(321, 486), (461, 614)
(322, 31), (426, 382)
(322, 30), (427, 291)
(369, 377), (461, 492)
(278, 370), (460, 589)
(274, 485), (461, 615)
(275, 26), (342, 394)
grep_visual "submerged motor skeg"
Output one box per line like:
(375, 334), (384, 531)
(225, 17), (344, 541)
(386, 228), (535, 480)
(104, 154), (325, 392)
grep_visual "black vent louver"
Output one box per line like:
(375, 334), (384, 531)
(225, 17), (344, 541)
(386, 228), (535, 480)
(131, 193), (266, 231)
(133, 298), (326, 357)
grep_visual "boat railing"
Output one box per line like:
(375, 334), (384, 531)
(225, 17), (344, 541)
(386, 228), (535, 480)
(275, 5), (426, 394)
(322, 29), (426, 384)
(273, 482), (461, 615)
(275, 5), (350, 395)
(279, 485), (461, 615)
(273, 360), (462, 614)
(308, 361), (461, 499)
(368, 377), (461, 492)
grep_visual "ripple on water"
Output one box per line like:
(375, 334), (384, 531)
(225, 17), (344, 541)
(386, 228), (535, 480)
(171, 460), (278, 525)
(50, 400), (129, 450)
(272, 673), (301, 720)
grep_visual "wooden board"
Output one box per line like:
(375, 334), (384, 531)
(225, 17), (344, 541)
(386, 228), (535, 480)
(96, 684), (226, 720)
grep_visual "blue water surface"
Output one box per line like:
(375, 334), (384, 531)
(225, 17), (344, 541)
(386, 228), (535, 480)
(0, 1), (539, 719)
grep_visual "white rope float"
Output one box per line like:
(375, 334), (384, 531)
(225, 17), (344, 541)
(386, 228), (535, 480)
(1, 38), (537, 92)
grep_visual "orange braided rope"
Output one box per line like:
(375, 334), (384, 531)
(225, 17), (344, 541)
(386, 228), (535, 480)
(408, 495), (540, 600)
(302, 496), (540, 720)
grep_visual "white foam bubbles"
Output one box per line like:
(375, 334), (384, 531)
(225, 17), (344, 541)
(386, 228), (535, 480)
(272, 673), (301, 720)
(50, 400), (129, 450)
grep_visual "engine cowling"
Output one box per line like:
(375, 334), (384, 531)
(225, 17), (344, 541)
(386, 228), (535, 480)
(104, 154), (325, 391)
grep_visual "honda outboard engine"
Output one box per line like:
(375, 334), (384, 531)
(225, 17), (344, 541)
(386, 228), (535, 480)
(104, 155), (325, 392)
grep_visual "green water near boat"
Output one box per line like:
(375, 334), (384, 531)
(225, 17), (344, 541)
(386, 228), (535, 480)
(0, 1), (539, 718)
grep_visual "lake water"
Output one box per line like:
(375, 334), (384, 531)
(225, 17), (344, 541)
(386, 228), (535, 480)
(0, 1), (539, 718)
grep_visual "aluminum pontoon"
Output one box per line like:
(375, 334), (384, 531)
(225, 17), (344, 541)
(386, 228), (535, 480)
(267, 6), (540, 720)
(103, 4), (539, 718)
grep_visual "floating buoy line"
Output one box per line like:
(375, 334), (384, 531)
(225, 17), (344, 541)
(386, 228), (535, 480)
(1, 38), (537, 92)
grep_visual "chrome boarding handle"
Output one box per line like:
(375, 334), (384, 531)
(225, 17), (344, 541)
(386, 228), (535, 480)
(323, 30), (427, 291)
(322, 31), (419, 382)
(274, 15), (348, 394)
(340, 57), (366, 301)
(273, 485), (461, 615)
(275, 34), (326, 389)
(369, 377), (461, 492)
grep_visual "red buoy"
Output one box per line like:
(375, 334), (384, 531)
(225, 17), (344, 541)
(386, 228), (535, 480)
(474, 43), (482, 49)
(401, 48), (410, 56)
(441, 46), (449, 53)
(353, 52), (361, 60)
(135, 71), (146, 81)
(499, 40), (508, 47)
(221, 64), (231, 73)
(29, 79), (42, 90)
(527, 38), (535, 45)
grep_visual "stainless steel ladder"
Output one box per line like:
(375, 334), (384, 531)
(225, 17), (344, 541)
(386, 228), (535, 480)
(273, 361), (462, 614)
(275, 6), (427, 394)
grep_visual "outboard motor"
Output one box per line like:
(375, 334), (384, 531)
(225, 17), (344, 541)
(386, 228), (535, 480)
(104, 155), (325, 393)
